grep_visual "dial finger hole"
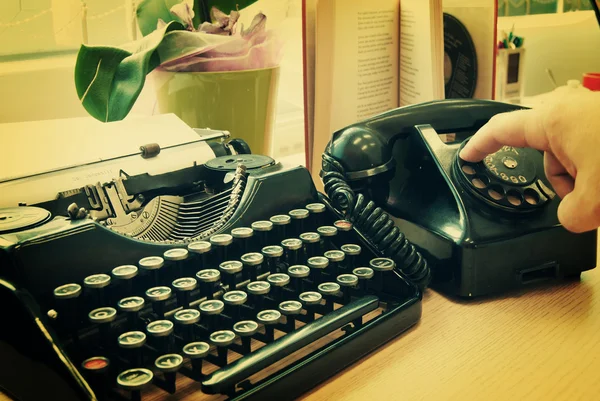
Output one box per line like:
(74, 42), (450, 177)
(507, 190), (523, 206)
(488, 185), (505, 201)
(524, 188), (540, 205)
(461, 165), (476, 175)
(472, 175), (490, 189)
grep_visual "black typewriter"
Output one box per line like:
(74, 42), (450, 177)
(0, 125), (424, 401)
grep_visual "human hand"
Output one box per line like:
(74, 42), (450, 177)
(459, 91), (600, 233)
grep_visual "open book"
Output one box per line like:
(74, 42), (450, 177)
(302, 0), (497, 185)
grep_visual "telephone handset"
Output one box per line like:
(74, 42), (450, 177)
(321, 99), (597, 298)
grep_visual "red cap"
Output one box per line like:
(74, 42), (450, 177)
(582, 73), (600, 91)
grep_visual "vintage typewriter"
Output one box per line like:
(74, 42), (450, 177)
(0, 115), (424, 401)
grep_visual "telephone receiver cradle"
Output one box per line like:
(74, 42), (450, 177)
(321, 99), (597, 298)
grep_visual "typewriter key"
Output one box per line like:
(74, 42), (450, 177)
(199, 299), (225, 331)
(219, 260), (243, 290)
(183, 341), (210, 378)
(83, 273), (111, 307)
(53, 283), (83, 340)
(336, 274), (358, 303)
(270, 214), (291, 239)
(147, 320), (174, 352)
(195, 269), (221, 300)
(341, 244), (362, 271)
(210, 330), (236, 365)
(188, 241), (211, 272)
(333, 220), (353, 245)
(223, 290), (248, 321)
(210, 234), (233, 261)
(257, 309), (281, 342)
(139, 256), (165, 286)
(89, 307), (117, 349)
(112, 265), (138, 299)
(317, 226), (338, 252)
(231, 227), (254, 257)
(289, 209), (309, 236)
(246, 281), (270, 310)
(164, 248), (189, 278)
(54, 283), (82, 299)
(300, 232), (321, 259)
(233, 319), (258, 353)
(317, 282), (340, 312)
(262, 245), (284, 273)
(174, 308), (201, 343)
(369, 257), (395, 292)
(287, 265), (310, 293)
(117, 367), (153, 399)
(118, 296), (145, 330)
(172, 277), (197, 308)
(299, 291), (322, 306)
(81, 356), (110, 399)
(281, 238), (303, 265)
(118, 331), (146, 366)
(306, 202), (326, 230)
(324, 250), (345, 277)
(353, 267), (374, 293)
(145, 286), (172, 319)
(307, 256), (329, 284)
(155, 353), (183, 393)
(241, 252), (264, 282)
(279, 300), (303, 330)
(251, 220), (273, 248)
(267, 273), (290, 301)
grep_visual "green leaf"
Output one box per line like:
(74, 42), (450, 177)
(75, 21), (184, 122)
(136, 0), (183, 36)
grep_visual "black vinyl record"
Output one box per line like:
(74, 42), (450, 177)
(443, 13), (477, 98)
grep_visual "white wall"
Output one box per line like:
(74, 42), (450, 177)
(497, 11), (600, 96)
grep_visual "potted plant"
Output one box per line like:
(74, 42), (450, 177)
(74, 0), (283, 155)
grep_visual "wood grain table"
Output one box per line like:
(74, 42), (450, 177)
(2, 243), (599, 401)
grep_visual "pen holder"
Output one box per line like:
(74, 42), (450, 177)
(495, 48), (526, 103)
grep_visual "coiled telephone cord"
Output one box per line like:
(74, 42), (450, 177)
(321, 153), (431, 291)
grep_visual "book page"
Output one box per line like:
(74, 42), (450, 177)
(399, 0), (444, 106)
(443, 0), (497, 99)
(312, 0), (400, 183)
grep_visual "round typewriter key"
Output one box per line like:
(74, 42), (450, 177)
(89, 307), (117, 324)
(288, 264), (310, 293)
(223, 290), (248, 306)
(246, 280), (271, 295)
(282, 238), (303, 250)
(241, 252), (264, 281)
(155, 354), (183, 373)
(54, 283), (82, 299)
(306, 203), (326, 213)
(139, 256), (164, 270)
(210, 330), (236, 347)
(299, 291), (322, 306)
(112, 265), (138, 280)
(317, 226), (338, 237)
(117, 368), (153, 391)
(233, 320), (259, 337)
(251, 220), (273, 248)
(183, 341), (210, 359)
(231, 227), (254, 257)
(145, 286), (171, 301)
(279, 300), (303, 315)
(118, 331), (146, 349)
(325, 250), (345, 276)
(262, 245), (284, 273)
(172, 277), (197, 308)
(196, 268), (221, 283)
(164, 248), (188, 261)
(219, 260), (243, 289)
(318, 282), (340, 295)
(146, 320), (174, 337)
(281, 237), (303, 265)
(353, 267), (374, 280)
(306, 203), (326, 229)
(82, 356), (110, 372)
(267, 273), (290, 287)
(118, 296), (145, 312)
(337, 274), (358, 302)
(289, 209), (309, 220)
(188, 241), (211, 253)
(289, 208), (309, 236)
(300, 232), (320, 243)
(308, 256), (329, 284)
(84, 273), (111, 289)
(257, 309), (281, 325)
(199, 299), (225, 315)
(300, 231), (321, 258)
(333, 220), (353, 232)
(210, 234), (233, 261)
(270, 214), (291, 239)
(341, 244), (362, 270)
(174, 308), (201, 325)
(369, 257), (395, 271)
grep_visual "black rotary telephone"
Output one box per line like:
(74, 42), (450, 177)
(321, 99), (597, 298)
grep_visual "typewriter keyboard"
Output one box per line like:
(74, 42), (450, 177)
(48, 201), (418, 401)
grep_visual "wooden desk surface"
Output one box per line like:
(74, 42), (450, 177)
(2, 250), (599, 401)
(302, 253), (600, 401)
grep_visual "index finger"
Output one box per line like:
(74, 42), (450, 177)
(458, 109), (551, 162)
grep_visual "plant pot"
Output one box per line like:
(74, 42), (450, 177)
(152, 66), (280, 156)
